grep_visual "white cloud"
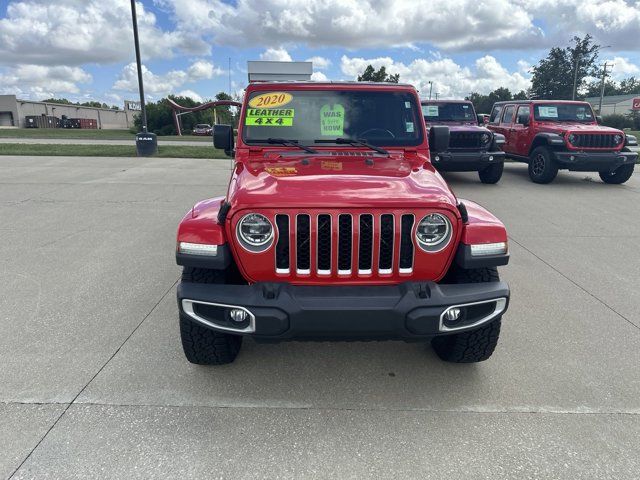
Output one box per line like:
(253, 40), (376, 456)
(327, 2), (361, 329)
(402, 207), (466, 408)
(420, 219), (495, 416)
(306, 56), (332, 70)
(310, 71), (328, 81)
(112, 59), (221, 97)
(0, 0), (205, 67)
(0, 65), (92, 99)
(187, 60), (224, 80)
(603, 56), (640, 80)
(177, 89), (203, 102)
(259, 47), (293, 62)
(340, 54), (530, 98)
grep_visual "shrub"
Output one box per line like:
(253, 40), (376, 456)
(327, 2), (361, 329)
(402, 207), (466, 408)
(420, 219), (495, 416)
(601, 114), (634, 130)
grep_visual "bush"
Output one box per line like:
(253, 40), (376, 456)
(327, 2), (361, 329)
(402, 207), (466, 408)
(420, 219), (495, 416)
(601, 114), (634, 130)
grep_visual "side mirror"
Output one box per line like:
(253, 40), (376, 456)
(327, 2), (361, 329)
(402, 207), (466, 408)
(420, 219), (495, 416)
(596, 115), (603, 125)
(213, 124), (234, 157)
(429, 125), (450, 153)
(520, 114), (530, 127)
(477, 114), (487, 125)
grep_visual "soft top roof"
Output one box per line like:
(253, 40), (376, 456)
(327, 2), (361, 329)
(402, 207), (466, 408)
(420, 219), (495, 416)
(421, 99), (473, 104)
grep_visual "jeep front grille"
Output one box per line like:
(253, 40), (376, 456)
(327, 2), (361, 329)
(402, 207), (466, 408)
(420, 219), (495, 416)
(449, 132), (482, 149)
(570, 133), (618, 149)
(274, 213), (416, 276)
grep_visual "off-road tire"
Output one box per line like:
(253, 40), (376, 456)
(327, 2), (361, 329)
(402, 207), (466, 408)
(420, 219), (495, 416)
(528, 146), (558, 184)
(431, 267), (502, 363)
(599, 164), (634, 184)
(478, 162), (504, 184)
(179, 267), (242, 365)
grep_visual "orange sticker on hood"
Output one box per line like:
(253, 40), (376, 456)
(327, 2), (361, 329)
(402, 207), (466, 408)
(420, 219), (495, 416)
(265, 166), (298, 176)
(321, 160), (343, 171)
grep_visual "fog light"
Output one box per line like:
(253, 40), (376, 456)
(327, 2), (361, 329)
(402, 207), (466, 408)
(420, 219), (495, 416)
(569, 155), (575, 161)
(470, 242), (507, 256)
(178, 242), (218, 256)
(434, 156), (440, 162)
(444, 308), (461, 322)
(489, 155), (494, 161)
(229, 309), (249, 323)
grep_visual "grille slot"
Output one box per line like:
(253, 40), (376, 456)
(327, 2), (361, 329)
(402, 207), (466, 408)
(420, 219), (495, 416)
(358, 214), (373, 273)
(296, 215), (311, 273)
(399, 215), (414, 272)
(338, 214), (353, 273)
(275, 215), (289, 272)
(317, 214), (332, 273)
(379, 214), (394, 273)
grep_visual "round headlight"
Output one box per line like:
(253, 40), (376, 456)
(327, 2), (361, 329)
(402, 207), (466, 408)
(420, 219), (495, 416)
(613, 134), (623, 145)
(416, 214), (451, 251)
(568, 133), (577, 145)
(480, 133), (491, 145)
(237, 213), (273, 249)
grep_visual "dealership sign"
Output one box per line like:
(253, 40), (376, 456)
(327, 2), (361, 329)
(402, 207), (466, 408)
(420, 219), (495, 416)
(633, 98), (640, 111)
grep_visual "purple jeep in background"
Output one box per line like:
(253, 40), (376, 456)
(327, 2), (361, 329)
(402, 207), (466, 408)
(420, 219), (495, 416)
(422, 100), (506, 184)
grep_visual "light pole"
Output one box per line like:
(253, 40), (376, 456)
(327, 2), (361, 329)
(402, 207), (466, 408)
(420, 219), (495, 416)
(572, 45), (610, 100)
(598, 61), (612, 115)
(428, 81), (433, 100)
(130, 0), (157, 155)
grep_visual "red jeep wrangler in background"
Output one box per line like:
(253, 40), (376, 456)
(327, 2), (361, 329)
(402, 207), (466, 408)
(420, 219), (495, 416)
(422, 100), (506, 184)
(175, 82), (510, 365)
(488, 100), (638, 184)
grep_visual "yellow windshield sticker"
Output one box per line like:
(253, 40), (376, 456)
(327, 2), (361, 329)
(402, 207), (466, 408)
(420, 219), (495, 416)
(248, 92), (293, 109)
(320, 104), (345, 136)
(245, 108), (294, 126)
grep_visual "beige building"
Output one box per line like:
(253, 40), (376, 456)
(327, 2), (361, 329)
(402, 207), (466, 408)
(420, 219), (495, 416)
(584, 94), (640, 116)
(0, 95), (137, 129)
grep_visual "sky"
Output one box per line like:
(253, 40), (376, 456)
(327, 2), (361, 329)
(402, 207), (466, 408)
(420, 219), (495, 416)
(0, 0), (639, 106)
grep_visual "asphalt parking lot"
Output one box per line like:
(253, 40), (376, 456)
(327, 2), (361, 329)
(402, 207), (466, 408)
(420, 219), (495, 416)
(1, 155), (639, 479)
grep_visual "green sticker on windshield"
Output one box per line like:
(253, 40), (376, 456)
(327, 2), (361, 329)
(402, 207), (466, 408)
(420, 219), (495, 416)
(245, 108), (294, 126)
(320, 104), (345, 136)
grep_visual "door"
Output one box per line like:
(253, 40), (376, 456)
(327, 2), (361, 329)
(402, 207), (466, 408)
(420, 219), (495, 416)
(499, 105), (516, 153)
(511, 106), (532, 156)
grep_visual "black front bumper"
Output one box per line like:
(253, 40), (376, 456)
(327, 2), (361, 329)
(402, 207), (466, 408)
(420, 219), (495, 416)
(177, 281), (510, 342)
(432, 150), (505, 172)
(552, 150), (638, 171)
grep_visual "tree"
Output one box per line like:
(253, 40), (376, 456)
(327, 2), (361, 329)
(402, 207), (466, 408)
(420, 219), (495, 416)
(41, 98), (73, 105)
(466, 87), (523, 114)
(584, 76), (640, 98)
(530, 35), (601, 99)
(213, 92), (237, 126)
(357, 65), (400, 83)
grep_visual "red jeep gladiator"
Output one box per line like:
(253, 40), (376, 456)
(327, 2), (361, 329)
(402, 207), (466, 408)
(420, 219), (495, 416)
(175, 82), (510, 365)
(422, 100), (506, 184)
(487, 100), (638, 184)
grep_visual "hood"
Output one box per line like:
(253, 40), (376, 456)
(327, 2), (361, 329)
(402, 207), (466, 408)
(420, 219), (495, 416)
(228, 152), (458, 211)
(426, 121), (481, 131)
(536, 122), (623, 135)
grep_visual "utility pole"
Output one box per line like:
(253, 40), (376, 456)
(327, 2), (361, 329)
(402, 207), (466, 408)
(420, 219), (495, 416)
(435, 92), (440, 100)
(130, 0), (157, 154)
(228, 57), (231, 96)
(598, 62), (612, 115)
(428, 81), (433, 100)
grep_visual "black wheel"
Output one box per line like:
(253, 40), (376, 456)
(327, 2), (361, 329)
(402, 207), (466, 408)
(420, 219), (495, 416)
(599, 164), (634, 184)
(478, 162), (504, 184)
(528, 146), (558, 184)
(431, 267), (502, 363)
(179, 267), (242, 365)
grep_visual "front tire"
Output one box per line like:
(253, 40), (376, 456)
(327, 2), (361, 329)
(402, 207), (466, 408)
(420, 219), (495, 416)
(179, 267), (242, 365)
(431, 267), (502, 363)
(528, 146), (558, 184)
(599, 164), (634, 184)
(478, 162), (504, 184)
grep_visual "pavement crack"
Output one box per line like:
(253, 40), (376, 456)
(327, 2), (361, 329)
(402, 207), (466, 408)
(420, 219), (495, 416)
(7, 277), (179, 479)
(508, 235), (640, 331)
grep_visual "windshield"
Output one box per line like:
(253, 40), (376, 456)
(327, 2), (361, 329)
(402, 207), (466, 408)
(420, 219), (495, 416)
(533, 103), (595, 123)
(422, 102), (476, 122)
(242, 89), (423, 147)
(195, 124), (210, 128)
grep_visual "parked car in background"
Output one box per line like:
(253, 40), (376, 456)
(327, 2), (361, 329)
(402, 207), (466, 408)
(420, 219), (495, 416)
(192, 124), (212, 136)
(422, 100), (506, 183)
(487, 100), (638, 184)
(477, 114), (490, 124)
(175, 81), (510, 366)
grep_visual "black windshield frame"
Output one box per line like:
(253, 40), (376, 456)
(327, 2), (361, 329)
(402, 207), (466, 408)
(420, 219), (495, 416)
(242, 89), (424, 147)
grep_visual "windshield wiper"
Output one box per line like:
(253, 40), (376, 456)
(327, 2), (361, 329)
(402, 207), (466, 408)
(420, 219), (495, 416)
(265, 138), (317, 154)
(315, 138), (389, 155)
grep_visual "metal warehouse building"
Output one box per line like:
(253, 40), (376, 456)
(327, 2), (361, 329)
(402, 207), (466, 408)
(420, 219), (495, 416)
(584, 94), (640, 116)
(0, 95), (136, 129)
